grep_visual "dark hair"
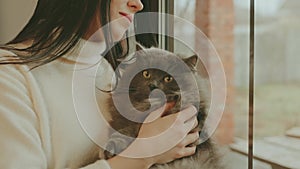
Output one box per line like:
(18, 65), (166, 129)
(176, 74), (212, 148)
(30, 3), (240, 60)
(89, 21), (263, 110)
(0, 0), (127, 69)
(0, 0), (158, 69)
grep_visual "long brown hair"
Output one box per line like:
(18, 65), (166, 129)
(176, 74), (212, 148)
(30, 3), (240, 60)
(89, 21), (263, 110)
(0, 0), (121, 69)
(0, 0), (157, 69)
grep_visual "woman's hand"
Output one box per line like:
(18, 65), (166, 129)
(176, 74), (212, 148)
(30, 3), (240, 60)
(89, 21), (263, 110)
(110, 103), (199, 168)
(141, 104), (199, 166)
(148, 121), (199, 165)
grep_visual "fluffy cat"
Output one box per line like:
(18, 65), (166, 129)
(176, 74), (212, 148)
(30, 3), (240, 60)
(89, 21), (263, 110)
(102, 46), (224, 169)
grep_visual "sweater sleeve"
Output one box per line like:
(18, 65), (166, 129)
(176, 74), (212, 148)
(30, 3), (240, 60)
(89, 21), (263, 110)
(0, 65), (111, 169)
(0, 64), (48, 168)
(80, 160), (111, 169)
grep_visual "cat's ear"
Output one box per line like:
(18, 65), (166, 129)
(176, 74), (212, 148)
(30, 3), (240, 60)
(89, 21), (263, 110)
(136, 42), (146, 51)
(183, 55), (198, 70)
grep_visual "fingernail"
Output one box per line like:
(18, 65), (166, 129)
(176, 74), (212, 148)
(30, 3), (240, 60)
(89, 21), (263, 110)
(188, 105), (197, 113)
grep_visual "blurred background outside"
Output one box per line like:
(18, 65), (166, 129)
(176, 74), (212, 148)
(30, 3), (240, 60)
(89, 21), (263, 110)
(174, 0), (300, 141)
(174, 0), (300, 168)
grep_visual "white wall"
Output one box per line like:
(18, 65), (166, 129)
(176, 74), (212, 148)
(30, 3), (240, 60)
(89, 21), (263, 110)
(0, 0), (37, 43)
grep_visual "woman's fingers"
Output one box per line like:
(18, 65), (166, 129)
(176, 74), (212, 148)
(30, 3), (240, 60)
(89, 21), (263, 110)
(178, 105), (197, 122)
(122, 105), (198, 158)
(183, 116), (198, 134)
(184, 146), (197, 156)
(143, 105), (197, 136)
(175, 146), (197, 159)
(144, 102), (175, 123)
(192, 117), (199, 129)
(179, 132), (199, 148)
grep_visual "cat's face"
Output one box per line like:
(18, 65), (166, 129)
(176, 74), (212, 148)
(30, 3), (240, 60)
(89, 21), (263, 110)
(129, 68), (180, 106)
(110, 47), (207, 131)
(114, 47), (199, 113)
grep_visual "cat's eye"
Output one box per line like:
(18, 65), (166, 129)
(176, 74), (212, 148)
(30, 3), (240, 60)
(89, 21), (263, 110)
(164, 76), (173, 83)
(142, 70), (151, 79)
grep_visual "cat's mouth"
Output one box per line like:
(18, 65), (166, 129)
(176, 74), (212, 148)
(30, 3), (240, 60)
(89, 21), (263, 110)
(161, 100), (176, 117)
(161, 94), (181, 116)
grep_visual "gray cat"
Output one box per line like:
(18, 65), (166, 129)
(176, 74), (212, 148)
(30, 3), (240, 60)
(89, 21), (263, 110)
(103, 47), (224, 169)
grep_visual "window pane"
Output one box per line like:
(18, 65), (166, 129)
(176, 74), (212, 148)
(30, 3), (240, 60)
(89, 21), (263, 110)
(254, 0), (300, 138)
(251, 1), (300, 168)
(174, 0), (300, 168)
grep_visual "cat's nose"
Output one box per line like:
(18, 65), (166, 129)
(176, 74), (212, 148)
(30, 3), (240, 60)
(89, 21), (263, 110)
(148, 84), (158, 91)
(167, 94), (180, 101)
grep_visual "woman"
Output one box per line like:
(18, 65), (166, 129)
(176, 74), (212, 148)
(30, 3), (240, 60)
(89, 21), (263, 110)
(0, 0), (199, 169)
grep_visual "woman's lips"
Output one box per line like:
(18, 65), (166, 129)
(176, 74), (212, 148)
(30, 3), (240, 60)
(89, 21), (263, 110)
(119, 12), (133, 22)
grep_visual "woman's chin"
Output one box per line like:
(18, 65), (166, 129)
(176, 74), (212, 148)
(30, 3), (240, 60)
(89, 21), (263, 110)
(111, 20), (130, 42)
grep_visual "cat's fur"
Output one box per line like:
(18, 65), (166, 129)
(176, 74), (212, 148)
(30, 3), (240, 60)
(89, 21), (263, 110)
(102, 47), (224, 169)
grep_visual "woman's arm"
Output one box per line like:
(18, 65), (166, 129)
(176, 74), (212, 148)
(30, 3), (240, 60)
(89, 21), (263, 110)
(0, 65), (122, 169)
(0, 65), (48, 168)
(107, 105), (199, 169)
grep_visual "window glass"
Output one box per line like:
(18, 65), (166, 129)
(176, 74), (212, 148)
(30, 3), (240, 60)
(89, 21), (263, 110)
(174, 0), (300, 168)
(254, 0), (300, 138)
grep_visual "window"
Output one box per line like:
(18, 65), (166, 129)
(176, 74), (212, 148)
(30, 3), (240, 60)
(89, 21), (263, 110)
(172, 0), (300, 168)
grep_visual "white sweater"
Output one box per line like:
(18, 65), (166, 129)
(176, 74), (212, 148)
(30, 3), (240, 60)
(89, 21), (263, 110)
(0, 41), (114, 169)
